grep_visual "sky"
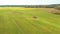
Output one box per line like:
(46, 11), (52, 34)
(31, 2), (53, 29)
(0, 0), (60, 5)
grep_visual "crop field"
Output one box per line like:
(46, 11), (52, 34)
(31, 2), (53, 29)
(0, 7), (60, 34)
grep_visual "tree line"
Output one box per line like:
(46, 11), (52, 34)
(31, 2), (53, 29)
(0, 4), (60, 8)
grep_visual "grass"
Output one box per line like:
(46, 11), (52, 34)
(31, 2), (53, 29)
(0, 7), (60, 34)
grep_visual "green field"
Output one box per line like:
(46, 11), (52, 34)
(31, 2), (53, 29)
(0, 7), (60, 34)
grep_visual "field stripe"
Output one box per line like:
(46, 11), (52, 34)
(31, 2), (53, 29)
(25, 18), (53, 32)
(38, 17), (60, 28)
(8, 14), (26, 34)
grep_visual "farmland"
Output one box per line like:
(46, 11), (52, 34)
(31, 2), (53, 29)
(0, 7), (60, 34)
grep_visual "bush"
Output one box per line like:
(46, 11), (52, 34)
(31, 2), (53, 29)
(54, 6), (60, 10)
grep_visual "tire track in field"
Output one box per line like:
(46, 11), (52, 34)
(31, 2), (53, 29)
(25, 17), (60, 34)
(19, 14), (52, 32)
(3, 15), (8, 34)
(8, 12), (32, 34)
(37, 17), (60, 33)
(0, 15), (8, 34)
(7, 11), (60, 34)
(0, 16), (5, 34)
(38, 17), (60, 28)
(13, 15), (52, 34)
(6, 15), (19, 34)
(8, 14), (25, 34)
(9, 14), (43, 34)
(9, 17), (24, 34)
(25, 18), (52, 32)
(13, 12), (60, 34)
(22, 17), (55, 34)
(46, 17), (60, 25)
(13, 14), (53, 34)
(9, 15), (34, 34)
(23, 18), (45, 34)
